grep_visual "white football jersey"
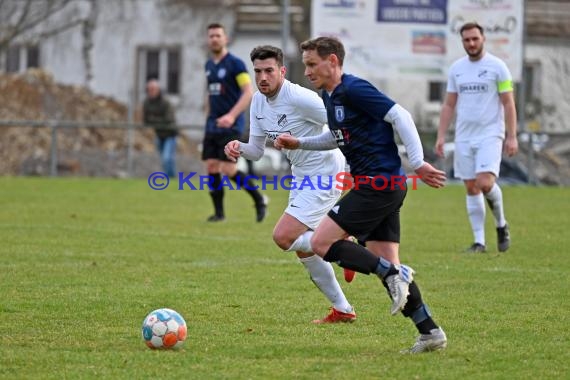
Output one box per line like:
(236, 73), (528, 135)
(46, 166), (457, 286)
(447, 53), (513, 142)
(249, 79), (345, 177)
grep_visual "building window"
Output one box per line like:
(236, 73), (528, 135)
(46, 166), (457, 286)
(27, 46), (40, 68)
(428, 81), (445, 102)
(6, 46), (20, 72)
(146, 50), (160, 81)
(138, 47), (181, 96)
(516, 62), (540, 104)
(515, 62), (542, 123)
(5, 45), (40, 73)
(167, 50), (180, 94)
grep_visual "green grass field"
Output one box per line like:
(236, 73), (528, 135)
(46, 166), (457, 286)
(1, 177), (569, 379)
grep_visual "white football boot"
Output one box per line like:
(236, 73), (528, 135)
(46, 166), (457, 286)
(402, 327), (448, 354)
(385, 264), (415, 315)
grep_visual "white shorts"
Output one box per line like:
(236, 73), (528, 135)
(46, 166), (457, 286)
(285, 175), (342, 230)
(454, 136), (503, 180)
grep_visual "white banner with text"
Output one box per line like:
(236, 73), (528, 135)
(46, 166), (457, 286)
(311, 0), (523, 81)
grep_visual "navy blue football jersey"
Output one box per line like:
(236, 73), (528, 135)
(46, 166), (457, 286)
(205, 53), (250, 134)
(322, 74), (404, 178)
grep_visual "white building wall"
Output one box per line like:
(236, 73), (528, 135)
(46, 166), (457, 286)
(525, 41), (570, 132)
(39, 1), (234, 127)
(12, 1), (569, 133)
(41, 29), (86, 87)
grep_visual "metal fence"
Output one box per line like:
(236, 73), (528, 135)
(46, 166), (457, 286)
(0, 120), (292, 178)
(0, 120), (205, 177)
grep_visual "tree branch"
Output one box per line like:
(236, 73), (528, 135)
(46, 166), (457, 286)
(37, 18), (84, 39)
(17, 0), (75, 37)
(0, 0), (82, 51)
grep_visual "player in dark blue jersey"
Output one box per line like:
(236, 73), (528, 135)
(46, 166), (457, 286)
(276, 36), (447, 353)
(203, 23), (267, 222)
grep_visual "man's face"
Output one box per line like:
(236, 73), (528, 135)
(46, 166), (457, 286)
(207, 27), (227, 54)
(146, 81), (160, 98)
(302, 49), (333, 91)
(253, 58), (285, 98)
(461, 28), (485, 59)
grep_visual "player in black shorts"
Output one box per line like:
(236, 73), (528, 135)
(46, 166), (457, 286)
(330, 183), (405, 244)
(203, 23), (267, 222)
(276, 37), (448, 353)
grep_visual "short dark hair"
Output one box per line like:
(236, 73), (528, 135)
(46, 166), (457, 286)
(460, 22), (484, 36)
(250, 45), (284, 66)
(299, 37), (345, 66)
(207, 23), (225, 31)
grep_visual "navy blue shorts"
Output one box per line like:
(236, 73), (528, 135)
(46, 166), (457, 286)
(201, 132), (241, 161)
(327, 184), (407, 243)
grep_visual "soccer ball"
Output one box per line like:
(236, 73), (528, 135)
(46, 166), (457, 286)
(142, 308), (187, 349)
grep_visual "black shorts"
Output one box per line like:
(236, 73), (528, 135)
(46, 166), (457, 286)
(328, 184), (407, 243)
(201, 132), (241, 161)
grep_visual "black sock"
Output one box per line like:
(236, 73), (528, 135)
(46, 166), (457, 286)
(399, 281), (438, 334)
(231, 170), (263, 204)
(416, 318), (438, 334)
(322, 240), (380, 274)
(209, 173), (224, 217)
(246, 159), (256, 176)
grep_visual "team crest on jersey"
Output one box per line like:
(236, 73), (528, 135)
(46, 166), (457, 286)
(335, 106), (345, 122)
(217, 68), (227, 79)
(277, 114), (288, 129)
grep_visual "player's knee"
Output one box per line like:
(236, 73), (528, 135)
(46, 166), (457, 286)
(476, 176), (495, 193)
(272, 230), (294, 251)
(309, 235), (330, 257)
(478, 181), (493, 193)
(220, 169), (234, 178)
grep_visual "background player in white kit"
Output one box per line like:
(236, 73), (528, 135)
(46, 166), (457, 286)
(435, 22), (518, 253)
(224, 45), (356, 323)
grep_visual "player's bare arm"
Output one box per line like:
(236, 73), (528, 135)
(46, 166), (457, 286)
(500, 91), (518, 157)
(435, 92), (458, 158)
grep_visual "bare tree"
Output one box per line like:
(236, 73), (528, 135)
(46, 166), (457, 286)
(81, 0), (97, 87)
(0, 0), (85, 55)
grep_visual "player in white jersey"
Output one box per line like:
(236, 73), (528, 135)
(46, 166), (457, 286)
(224, 45), (356, 323)
(435, 22), (518, 253)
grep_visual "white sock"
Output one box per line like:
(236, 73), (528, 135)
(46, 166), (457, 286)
(286, 231), (314, 253)
(484, 183), (507, 227)
(466, 193), (486, 245)
(299, 254), (352, 313)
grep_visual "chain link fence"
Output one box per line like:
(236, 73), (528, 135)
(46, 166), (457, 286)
(0, 120), (293, 178)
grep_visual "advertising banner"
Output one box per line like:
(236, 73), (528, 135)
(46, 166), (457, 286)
(311, 0), (523, 81)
